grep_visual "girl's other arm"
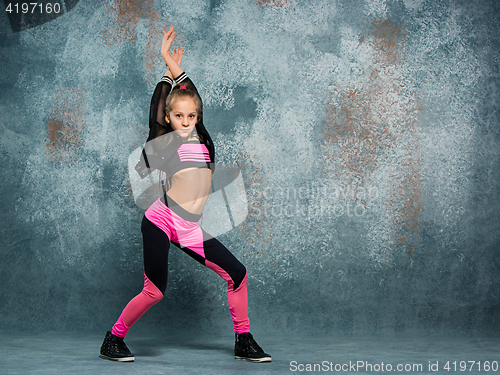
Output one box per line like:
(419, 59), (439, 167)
(163, 46), (184, 80)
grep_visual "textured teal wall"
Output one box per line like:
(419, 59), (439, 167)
(1, 0), (499, 335)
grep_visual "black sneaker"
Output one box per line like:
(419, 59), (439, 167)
(99, 331), (135, 362)
(234, 332), (272, 362)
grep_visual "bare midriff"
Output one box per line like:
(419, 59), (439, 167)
(166, 167), (212, 215)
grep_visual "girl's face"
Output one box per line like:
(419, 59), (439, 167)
(166, 98), (198, 138)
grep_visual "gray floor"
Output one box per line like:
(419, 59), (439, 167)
(1, 331), (499, 374)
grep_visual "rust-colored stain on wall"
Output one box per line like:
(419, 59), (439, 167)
(101, 0), (166, 85)
(323, 19), (422, 269)
(46, 87), (86, 162)
(257, 0), (289, 7)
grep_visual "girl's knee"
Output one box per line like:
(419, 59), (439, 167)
(234, 265), (247, 290)
(142, 274), (164, 303)
(142, 284), (163, 303)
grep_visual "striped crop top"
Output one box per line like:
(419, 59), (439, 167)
(165, 140), (211, 177)
(135, 135), (211, 179)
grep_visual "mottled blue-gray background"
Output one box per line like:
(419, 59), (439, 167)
(1, 0), (499, 336)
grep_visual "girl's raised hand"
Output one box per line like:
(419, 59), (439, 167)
(161, 25), (184, 77)
(161, 26), (176, 62)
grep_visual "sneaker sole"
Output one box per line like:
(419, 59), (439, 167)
(99, 354), (135, 362)
(235, 355), (272, 363)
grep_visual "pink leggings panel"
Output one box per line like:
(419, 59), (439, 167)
(145, 198), (205, 258)
(112, 274), (163, 338)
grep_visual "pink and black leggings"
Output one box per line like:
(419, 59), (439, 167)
(111, 196), (249, 338)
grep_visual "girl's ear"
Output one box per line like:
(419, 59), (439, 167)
(165, 114), (170, 123)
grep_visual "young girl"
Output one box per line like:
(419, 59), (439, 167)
(99, 26), (271, 363)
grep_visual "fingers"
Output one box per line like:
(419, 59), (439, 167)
(171, 47), (184, 66)
(163, 26), (176, 48)
(163, 25), (174, 38)
(163, 31), (175, 42)
(161, 26), (184, 65)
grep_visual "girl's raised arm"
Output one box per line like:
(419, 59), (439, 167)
(150, 45), (184, 130)
(161, 26), (184, 79)
(160, 27), (201, 100)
